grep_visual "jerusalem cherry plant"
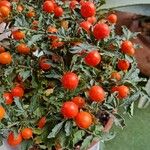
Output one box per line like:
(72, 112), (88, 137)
(0, 0), (149, 150)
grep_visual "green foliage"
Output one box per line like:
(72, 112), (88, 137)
(0, 0), (148, 149)
(47, 121), (65, 139)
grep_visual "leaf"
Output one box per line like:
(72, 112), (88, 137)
(65, 121), (73, 136)
(114, 114), (125, 128)
(122, 92), (141, 107)
(72, 130), (85, 146)
(101, 132), (116, 141)
(80, 135), (93, 150)
(14, 98), (24, 111)
(126, 102), (134, 117)
(141, 87), (150, 99)
(33, 128), (44, 135)
(28, 94), (39, 112)
(20, 139), (33, 150)
(28, 34), (43, 46)
(14, 14), (29, 27)
(47, 121), (65, 138)
(70, 43), (97, 54)
(45, 70), (61, 79)
(122, 26), (139, 40)
(31, 74), (38, 88)
(57, 130), (69, 148)
(19, 70), (30, 81)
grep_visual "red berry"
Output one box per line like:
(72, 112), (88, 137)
(61, 72), (79, 90)
(84, 50), (101, 67)
(93, 23), (110, 40)
(72, 96), (85, 108)
(87, 16), (96, 24)
(21, 128), (33, 140)
(107, 14), (117, 24)
(0, 1), (11, 9)
(80, 21), (92, 32)
(54, 6), (63, 17)
(0, 106), (5, 120)
(12, 30), (25, 41)
(111, 72), (121, 81)
(39, 58), (51, 71)
(11, 86), (24, 98)
(51, 40), (64, 48)
(38, 117), (46, 128)
(80, 2), (96, 18)
(75, 111), (92, 129)
(117, 60), (130, 71)
(111, 86), (119, 93)
(118, 85), (130, 99)
(121, 41), (135, 56)
(43, 1), (54, 13)
(7, 132), (22, 146)
(61, 101), (78, 118)
(3, 92), (13, 105)
(70, 0), (78, 10)
(89, 85), (105, 102)
(112, 85), (129, 99)
(121, 41), (132, 51)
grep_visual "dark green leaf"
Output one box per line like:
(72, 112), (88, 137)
(114, 114), (125, 128)
(72, 130), (85, 146)
(65, 121), (73, 136)
(28, 34), (43, 46)
(14, 98), (24, 111)
(19, 70), (31, 81)
(47, 121), (65, 138)
(20, 140), (33, 150)
(28, 94), (40, 112)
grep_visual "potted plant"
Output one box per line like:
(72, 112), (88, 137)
(0, 0), (149, 150)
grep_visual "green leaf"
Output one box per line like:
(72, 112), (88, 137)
(20, 139), (33, 150)
(122, 92), (141, 107)
(14, 98), (24, 111)
(45, 70), (61, 79)
(114, 114), (125, 128)
(126, 102), (134, 117)
(122, 26), (139, 40)
(14, 14), (29, 27)
(70, 43), (97, 54)
(58, 130), (69, 148)
(33, 128), (44, 135)
(28, 34), (43, 46)
(80, 135), (93, 150)
(141, 87), (150, 99)
(73, 130), (85, 146)
(101, 132), (116, 141)
(28, 94), (39, 112)
(47, 121), (65, 138)
(19, 70), (30, 81)
(65, 121), (73, 136)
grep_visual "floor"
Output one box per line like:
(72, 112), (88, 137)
(105, 105), (150, 150)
